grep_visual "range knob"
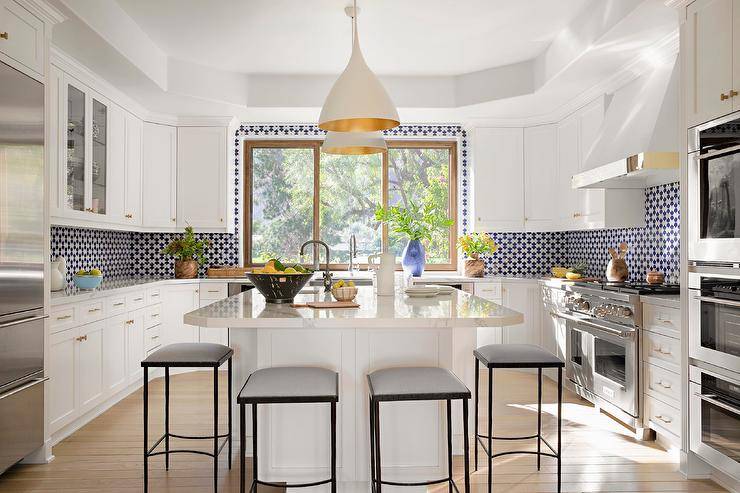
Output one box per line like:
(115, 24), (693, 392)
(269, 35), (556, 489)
(578, 300), (591, 311)
(618, 306), (632, 317)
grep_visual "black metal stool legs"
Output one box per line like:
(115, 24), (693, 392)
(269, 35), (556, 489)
(462, 398), (470, 493)
(558, 367), (562, 493)
(213, 367), (219, 492)
(474, 358), (479, 471)
(228, 357), (233, 470)
(143, 367), (149, 493)
(252, 403), (257, 492)
(487, 367), (493, 493)
(165, 367), (170, 471)
(331, 402), (337, 493)
(446, 400), (453, 493)
(240, 403), (246, 493)
(537, 368), (542, 471)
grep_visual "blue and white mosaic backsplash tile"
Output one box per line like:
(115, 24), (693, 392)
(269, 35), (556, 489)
(483, 232), (568, 278)
(50, 227), (238, 285)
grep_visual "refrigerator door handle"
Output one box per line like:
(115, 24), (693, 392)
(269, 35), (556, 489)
(0, 377), (48, 401)
(0, 314), (47, 329)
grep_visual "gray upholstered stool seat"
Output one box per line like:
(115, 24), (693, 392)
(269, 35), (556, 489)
(474, 343), (565, 369)
(367, 367), (471, 401)
(238, 366), (339, 492)
(141, 342), (233, 493)
(367, 367), (472, 491)
(141, 342), (233, 367)
(237, 366), (339, 404)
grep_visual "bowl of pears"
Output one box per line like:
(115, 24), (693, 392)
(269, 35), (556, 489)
(73, 268), (103, 290)
(247, 259), (314, 303)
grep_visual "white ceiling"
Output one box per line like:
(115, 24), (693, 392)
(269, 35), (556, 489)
(114, 0), (590, 76)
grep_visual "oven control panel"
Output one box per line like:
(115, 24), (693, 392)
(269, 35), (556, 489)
(564, 294), (635, 326)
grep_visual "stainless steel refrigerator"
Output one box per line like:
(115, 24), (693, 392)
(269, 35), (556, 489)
(0, 60), (47, 474)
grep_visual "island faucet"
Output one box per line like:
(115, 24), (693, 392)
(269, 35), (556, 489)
(300, 240), (332, 291)
(348, 234), (357, 272)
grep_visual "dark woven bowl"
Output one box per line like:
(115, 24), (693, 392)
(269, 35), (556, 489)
(246, 272), (314, 303)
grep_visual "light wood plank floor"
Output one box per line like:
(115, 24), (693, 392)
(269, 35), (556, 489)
(0, 370), (726, 492)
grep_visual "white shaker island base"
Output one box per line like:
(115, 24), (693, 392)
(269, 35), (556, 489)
(184, 287), (523, 491)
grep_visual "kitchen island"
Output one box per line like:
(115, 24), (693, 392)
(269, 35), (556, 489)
(184, 286), (523, 491)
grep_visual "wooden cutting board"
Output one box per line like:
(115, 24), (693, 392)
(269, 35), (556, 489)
(291, 301), (360, 309)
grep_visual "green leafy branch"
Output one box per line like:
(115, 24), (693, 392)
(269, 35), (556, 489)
(162, 226), (212, 265)
(374, 201), (453, 242)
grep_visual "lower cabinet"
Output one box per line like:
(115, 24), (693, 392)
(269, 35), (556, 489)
(473, 280), (542, 348)
(77, 321), (104, 413)
(125, 309), (145, 384)
(162, 283), (200, 346)
(103, 315), (127, 396)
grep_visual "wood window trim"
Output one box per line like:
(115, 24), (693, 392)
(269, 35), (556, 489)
(243, 139), (458, 271)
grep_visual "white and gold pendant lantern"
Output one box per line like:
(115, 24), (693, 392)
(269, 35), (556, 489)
(322, 131), (386, 155)
(318, 1), (400, 133)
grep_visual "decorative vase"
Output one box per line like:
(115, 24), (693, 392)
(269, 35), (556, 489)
(464, 254), (485, 278)
(401, 239), (426, 277)
(175, 259), (198, 279)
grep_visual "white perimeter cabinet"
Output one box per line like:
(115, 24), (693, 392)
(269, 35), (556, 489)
(472, 95), (644, 233)
(473, 280), (542, 349)
(685, 0), (740, 127)
(48, 281), (229, 443)
(49, 58), (233, 233)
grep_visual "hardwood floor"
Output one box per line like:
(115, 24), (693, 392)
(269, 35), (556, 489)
(0, 370), (726, 492)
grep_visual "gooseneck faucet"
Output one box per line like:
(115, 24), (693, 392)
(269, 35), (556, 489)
(300, 240), (332, 291)
(348, 234), (357, 272)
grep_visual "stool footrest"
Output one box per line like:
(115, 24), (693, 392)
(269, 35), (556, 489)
(476, 433), (539, 441)
(252, 478), (333, 490)
(373, 478), (460, 491)
(146, 432), (229, 458)
(476, 435), (559, 460)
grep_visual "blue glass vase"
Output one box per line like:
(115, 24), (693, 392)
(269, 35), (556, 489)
(401, 239), (426, 277)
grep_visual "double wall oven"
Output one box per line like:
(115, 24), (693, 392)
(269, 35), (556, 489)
(688, 109), (740, 480)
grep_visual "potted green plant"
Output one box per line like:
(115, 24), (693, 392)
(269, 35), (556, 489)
(162, 226), (211, 279)
(457, 232), (498, 277)
(374, 201), (453, 277)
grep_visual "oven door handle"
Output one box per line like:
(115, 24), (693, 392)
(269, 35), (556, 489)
(698, 143), (740, 160)
(695, 393), (740, 416)
(0, 314), (47, 329)
(0, 377), (48, 401)
(551, 311), (635, 338)
(694, 295), (740, 308)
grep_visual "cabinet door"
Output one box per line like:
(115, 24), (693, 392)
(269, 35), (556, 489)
(143, 123), (177, 228)
(103, 314), (127, 396)
(106, 105), (126, 223)
(124, 112), (143, 226)
(577, 97), (606, 227)
(556, 114), (581, 230)
(473, 127), (524, 232)
(502, 282), (541, 347)
(524, 125), (557, 231)
(0, 0), (44, 77)
(77, 321), (104, 413)
(177, 127), (227, 229)
(198, 300), (228, 346)
(686, 0), (734, 126)
(125, 310), (145, 384)
(49, 327), (77, 432)
(90, 94), (109, 216)
(64, 81), (87, 215)
(162, 285), (200, 346)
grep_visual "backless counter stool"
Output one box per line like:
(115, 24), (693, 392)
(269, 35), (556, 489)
(238, 366), (339, 493)
(141, 342), (233, 493)
(367, 367), (471, 492)
(474, 343), (564, 493)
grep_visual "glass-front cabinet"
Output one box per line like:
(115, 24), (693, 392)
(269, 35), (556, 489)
(62, 76), (109, 217)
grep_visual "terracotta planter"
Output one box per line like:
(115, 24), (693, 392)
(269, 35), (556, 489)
(175, 259), (198, 279)
(464, 255), (485, 278)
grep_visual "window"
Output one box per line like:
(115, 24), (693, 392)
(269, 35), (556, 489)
(244, 140), (457, 270)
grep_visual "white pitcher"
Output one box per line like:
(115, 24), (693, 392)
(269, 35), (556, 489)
(368, 252), (395, 296)
(50, 256), (67, 291)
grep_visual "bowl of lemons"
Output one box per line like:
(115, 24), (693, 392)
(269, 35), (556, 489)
(73, 268), (103, 290)
(247, 259), (314, 303)
(331, 280), (358, 302)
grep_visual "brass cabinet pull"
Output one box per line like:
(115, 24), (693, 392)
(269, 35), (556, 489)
(125, 213), (133, 219)
(125, 319), (134, 325)
(88, 307), (101, 313)
(113, 302), (124, 307)
(150, 293), (159, 297)
(151, 313), (159, 318)
(133, 297), (143, 302)
(731, 90), (739, 98)
(75, 335), (88, 342)
(151, 335), (159, 340)
(208, 290), (219, 293)
(721, 93), (730, 101)
(56, 314), (72, 320)
(0, 32), (8, 40)
(171, 218), (176, 222)
(573, 212), (582, 218)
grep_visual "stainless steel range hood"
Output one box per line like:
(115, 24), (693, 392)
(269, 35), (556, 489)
(572, 56), (679, 189)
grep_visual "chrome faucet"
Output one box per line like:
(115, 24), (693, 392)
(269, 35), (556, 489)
(348, 234), (357, 272)
(300, 240), (332, 291)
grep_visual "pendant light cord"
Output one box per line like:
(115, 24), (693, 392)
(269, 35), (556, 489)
(352, 0), (357, 48)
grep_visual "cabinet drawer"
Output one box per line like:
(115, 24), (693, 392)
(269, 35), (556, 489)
(643, 330), (681, 372)
(106, 296), (127, 316)
(146, 344), (162, 357)
(79, 300), (105, 324)
(475, 282), (502, 301)
(0, 0), (44, 76)
(200, 283), (228, 300)
(143, 304), (161, 330)
(144, 325), (161, 352)
(126, 291), (146, 311)
(642, 303), (680, 338)
(644, 395), (680, 438)
(644, 362), (680, 408)
(146, 288), (161, 306)
(50, 305), (77, 333)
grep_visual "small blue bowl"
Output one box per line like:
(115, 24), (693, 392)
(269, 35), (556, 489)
(73, 275), (103, 290)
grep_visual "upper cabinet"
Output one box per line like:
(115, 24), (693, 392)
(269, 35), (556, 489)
(524, 125), (557, 232)
(177, 126), (229, 230)
(473, 127), (524, 232)
(685, 0), (740, 126)
(0, 0), (45, 79)
(142, 122), (177, 229)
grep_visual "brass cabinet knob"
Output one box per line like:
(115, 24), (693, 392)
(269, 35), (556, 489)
(125, 213), (133, 219)
(573, 212), (582, 218)
(75, 335), (88, 342)
(0, 32), (8, 40)
(721, 93), (730, 101)
(731, 90), (739, 98)
(171, 218), (176, 222)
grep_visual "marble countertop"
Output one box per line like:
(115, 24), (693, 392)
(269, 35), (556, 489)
(184, 286), (524, 329)
(50, 277), (230, 305)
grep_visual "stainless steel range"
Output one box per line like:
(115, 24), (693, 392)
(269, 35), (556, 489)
(552, 281), (679, 436)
